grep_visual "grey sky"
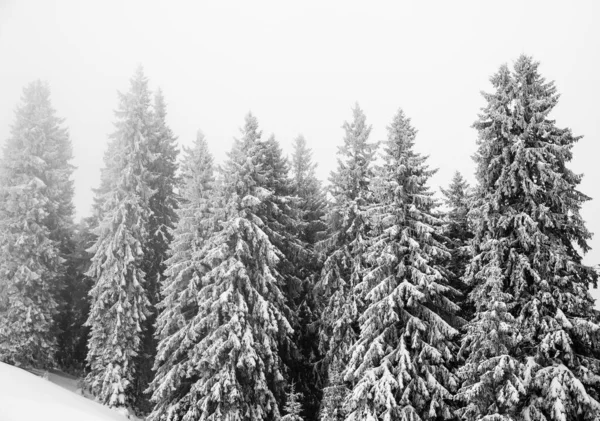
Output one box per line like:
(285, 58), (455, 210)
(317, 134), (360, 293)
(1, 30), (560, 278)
(1, 1), (599, 287)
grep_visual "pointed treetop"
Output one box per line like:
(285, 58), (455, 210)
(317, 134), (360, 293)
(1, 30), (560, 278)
(341, 103), (372, 153)
(122, 65), (150, 104)
(380, 107), (437, 190)
(291, 134), (317, 182)
(153, 88), (167, 120)
(441, 171), (470, 208)
(242, 111), (262, 145)
(329, 103), (377, 203)
(385, 107), (417, 152)
(134, 63), (146, 81)
(194, 129), (208, 149)
(282, 382), (305, 421)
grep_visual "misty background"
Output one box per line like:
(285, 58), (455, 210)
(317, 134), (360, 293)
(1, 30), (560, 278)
(1, 1), (599, 296)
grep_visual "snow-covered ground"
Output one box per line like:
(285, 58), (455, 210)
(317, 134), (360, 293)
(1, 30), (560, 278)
(0, 362), (133, 421)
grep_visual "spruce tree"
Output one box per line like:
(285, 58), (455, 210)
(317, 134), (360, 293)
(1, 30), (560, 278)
(344, 108), (459, 420)
(291, 134), (327, 246)
(458, 55), (600, 421)
(440, 171), (474, 320)
(145, 88), (179, 305)
(440, 171), (472, 249)
(147, 131), (217, 421)
(56, 219), (95, 372)
(290, 134), (328, 420)
(149, 114), (293, 420)
(135, 88), (179, 412)
(319, 358), (349, 421)
(0, 80), (73, 369)
(84, 66), (154, 408)
(261, 133), (327, 419)
(282, 383), (305, 421)
(316, 104), (377, 391)
(259, 134), (305, 303)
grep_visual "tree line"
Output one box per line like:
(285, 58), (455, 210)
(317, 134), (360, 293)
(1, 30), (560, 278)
(0, 55), (599, 421)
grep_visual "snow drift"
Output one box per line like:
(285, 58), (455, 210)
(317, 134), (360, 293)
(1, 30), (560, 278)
(0, 362), (129, 421)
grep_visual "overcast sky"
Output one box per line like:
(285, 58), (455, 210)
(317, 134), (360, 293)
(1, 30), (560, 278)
(1, 1), (599, 281)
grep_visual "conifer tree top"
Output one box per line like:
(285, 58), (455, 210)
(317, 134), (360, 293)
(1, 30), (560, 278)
(459, 54), (600, 421)
(329, 103), (377, 203)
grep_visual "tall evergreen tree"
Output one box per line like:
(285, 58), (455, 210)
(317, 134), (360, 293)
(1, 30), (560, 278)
(318, 359), (349, 421)
(344, 108), (459, 420)
(84, 66), (154, 408)
(440, 171), (471, 248)
(150, 114), (294, 420)
(259, 133), (324, 419)
(316, 104), (377, 379)
(56, 219), (95, 372)
(290, 134), (328, 420)
(135, 88), (180, 412)
(282, 383), (305, 421)
(290, 134), (327, 247)
(458, 55), (600, 421)
(0, 81), (73, 369)
(259, 134), (305, 305)
(147, 130), (218, 421)
(440, 171), (474, 320)
(145, 88), (179, 305)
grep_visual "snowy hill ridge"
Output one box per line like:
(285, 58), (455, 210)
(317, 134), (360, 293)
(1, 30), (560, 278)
(0, 362), (131, 421)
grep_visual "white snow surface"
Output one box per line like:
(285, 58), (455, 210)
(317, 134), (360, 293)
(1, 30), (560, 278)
(0, 362), (131, 421)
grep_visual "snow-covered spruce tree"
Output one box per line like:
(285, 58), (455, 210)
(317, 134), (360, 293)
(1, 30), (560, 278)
(144, 88), (179, 305)
(89, 134), (121, 228)
(440, 171), (472, 254)
(282, 383), (305, 421)
(315, 104), (377, 383)
(458, 55), (600, 421)
(457, 243), (525, 421)
(343, 108), (459, 420)
(0, 80), (74, 368)
(456, 64), (530, 421)
(319, 358), (349, 421)
(150, 113), (293, 420)
(84, 66), (154, 409)
(135, 88), (180, 412)
(40, 86), (79, 371)
(147, 130), (218, 421)
(440, 171), (474, 321)
(260, 133), (326, 420)
(56, 219), (95, 372)
(290, 134), (328, 420)
(259, 134), (306, 295)
(291, 134), (327, 247)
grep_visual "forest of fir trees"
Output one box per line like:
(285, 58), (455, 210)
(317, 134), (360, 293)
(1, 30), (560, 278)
(1, 55), (600, 421)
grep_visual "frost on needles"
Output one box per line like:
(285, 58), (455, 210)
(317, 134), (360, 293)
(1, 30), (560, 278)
(147, 130), (218, 421)
(457, 55), (600, 421)
(0, 81), (74, 369)
(316, 104), (377, 374)
(84, 66), (154, 408)
(150, 114), (295, 420)
(343, 108), (460, 421)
